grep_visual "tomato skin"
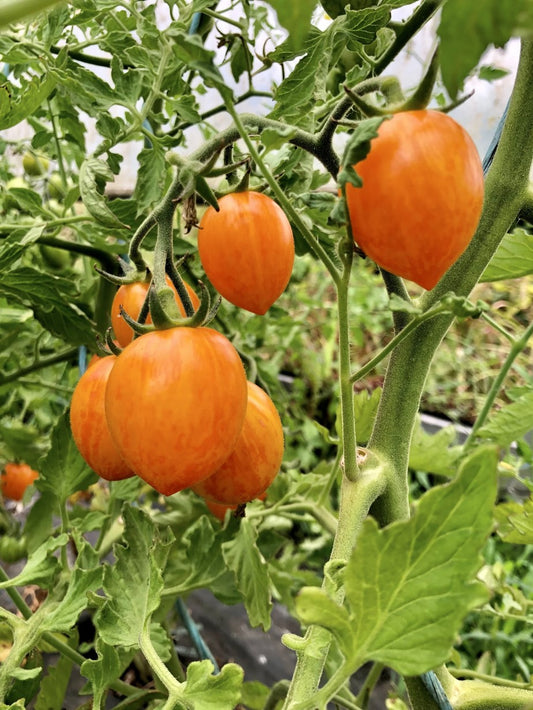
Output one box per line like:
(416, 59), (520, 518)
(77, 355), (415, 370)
(105, 327), (248, 496)
(111, 278), (200, 348)
(70, 356), (134, 482)
(345, 110), (484, 290)
(198, 191), (295, 315)
(0, 463), (38, 501)
(192, 382), (284, 505)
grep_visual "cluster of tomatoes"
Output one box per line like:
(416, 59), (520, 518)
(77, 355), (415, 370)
(70, 191), (293, 511)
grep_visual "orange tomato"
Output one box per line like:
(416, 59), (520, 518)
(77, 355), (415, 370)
(345, 110), (484, 290)
(104, 327), (248, 496)
(70, 356), (135, 481)
(0, 462), (39, 501)
(198, 191), (295, 314)
(192, 382), (283, 504)
(111, 277), (200, 347)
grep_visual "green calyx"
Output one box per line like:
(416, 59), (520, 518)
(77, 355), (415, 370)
(344, 47), (441, 116)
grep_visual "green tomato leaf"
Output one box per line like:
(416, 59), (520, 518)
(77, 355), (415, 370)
(345, 445), (497, 675)
(239, 681), (270, 710)
(9, 667), (41, 681)
(79, 157), (129, 230)
(495, 497), (533, 544)
(0, 0), (65, 28)
(171, 32), (233, 101)
(181, 660), (244, 710)
(0, 226), (44, 272)
(0, 267), (95, 345)
(80, 640), (124, 709)
(132, 144), (168, 215)
(164, 514), (227, 596)
(266, 0), (316, 50)
(0, 535), (67, 590)
(261, 125), (298, 152)
(95, 506), (174, 648)
(294, 587), (355, 658)
(293, 446), (497, 683)
(21, 541), (102, 639)
(0, 73), (56, 129)
(481, 228), (533, 282)
(33, 648), (73, 710)
(271, 7), (389, 123)
(338, 117), (386, 190)
(477, 391), (533, 447)
(438, 0), (527, 98)
(23, 492), (57, 555)
(38, 411), (97, 503)
(409, 418), (463, 477)
(221, 518), (273, 631)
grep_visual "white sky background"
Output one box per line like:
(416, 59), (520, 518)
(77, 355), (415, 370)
(4, 1), (519, 192)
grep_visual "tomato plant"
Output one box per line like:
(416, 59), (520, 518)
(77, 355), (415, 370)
(105, 327), (248, 495)
(198, 191), (295, 314)
(345, 110), (485, 290)
(2, 3), (533, 710)
(0, 462), (38, 501)
(110, 277), (200, 347)
(193, 381), (284, 504)
(70, 356), (134, 482)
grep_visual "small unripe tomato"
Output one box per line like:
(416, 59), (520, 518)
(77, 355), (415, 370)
(48, 172), (66, 200)
(70, 356), (135, 481)
(111, 278), (200, 348)
(0, 463), (38, 501)
(22, 152), (49, 176)
(0, 535), (27, 563)
(105, 327), (248, 496)
(198, 191), (295, 315)
(345, 110), (484, 290)
(192, 382), (284, 505)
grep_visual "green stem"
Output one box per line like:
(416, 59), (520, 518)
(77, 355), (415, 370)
(0, 348), (78, 386)
(368, 36), (533, 529)
(464, 319), (533, 446)
(201, 7), (243, 29)
(255, 501), (337, 536)
(336, 236), (358, 483)
(36, 235), (118, 273)
(449, 668), (533, 690)
(0, 214), (92, 232)
(355, 662), (385, 708)
(404, 677), (443, 710)
(452, 680), (533, 710)
(350, 303), (448, 384)
(173, 90), (273, 134)
(139, 620), (184, 698)
(282, 465), (387, 709)
(317, 0), (443, 151)
(317, 447), (342, 507)
(480, 312), (516, 344)
(374, 0), (443, 76)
